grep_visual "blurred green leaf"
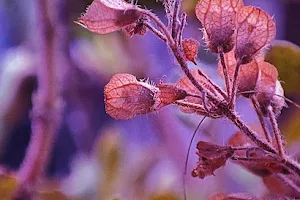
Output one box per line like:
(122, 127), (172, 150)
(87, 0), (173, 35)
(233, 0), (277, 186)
(282, 110), (300, 144)
(265, 40), (300, 95)
(0, 173), (18, 200)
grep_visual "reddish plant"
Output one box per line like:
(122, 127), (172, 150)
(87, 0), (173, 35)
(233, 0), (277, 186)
(78, 0), (300, 199)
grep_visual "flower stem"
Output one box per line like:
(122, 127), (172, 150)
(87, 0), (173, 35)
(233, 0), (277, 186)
(268, 106), (285, 157)
(251, 95), (272, 143)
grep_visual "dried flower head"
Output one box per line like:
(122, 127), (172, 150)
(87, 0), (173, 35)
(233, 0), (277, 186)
(195, 0), (243, 53)
(235, 6), (276, 64)
(182, 38), (200, 64)
(271, 80), (286, 116)
(76, 0), (142, 34)
(104, 73), (158, 120)
(154, 83), (188, 109)
(255, 61), (278, 113)
(192, 141), (234, 179)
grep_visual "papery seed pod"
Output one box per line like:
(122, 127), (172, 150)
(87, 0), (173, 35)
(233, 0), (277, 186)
(195, 0), (243, 53)
(235, 6), (276, 64)
(217, 50), (260, 97)
(104, 73), (158, 120)
(263, 174), (300, 198)
(208, 193), (258, 200)
(122, 16), (148, 37)
(255, 61), (278, 114)
(182, 38), (200, 64)
(154, 83), (188, 109)
(76, 0), (142, 34)
(192, 141), (234, 179)
(271, 80), (286, 116)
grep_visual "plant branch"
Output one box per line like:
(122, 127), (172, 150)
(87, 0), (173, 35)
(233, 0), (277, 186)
(171, 0), (182, 39)
(142, 8), (300, 177)
(218, 47), (231, 99)
(197, 69), (227, 99)
(251, 95), (272, 143)
(144, 22), (167, 42)
(268, 106), (285, 157)
(177, 12), (187, 46)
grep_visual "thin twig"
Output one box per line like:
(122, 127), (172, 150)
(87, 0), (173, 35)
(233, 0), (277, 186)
(183, 116), (206, 200)
(277, 174), (300, 195)
(197, 69), (227, 99)
(218, 47), (231, 99)
(251, 95), (272, 143)
(144, 22), (167, 42)
(229, 59), (242, 109)
(268, 105), (285, 157)
(171, 0), (182, 39)
(177, 12), (187, 46)
(239, 90), (300, 110)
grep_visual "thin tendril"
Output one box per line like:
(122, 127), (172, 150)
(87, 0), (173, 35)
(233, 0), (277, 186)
(238, 90), (300, 109)
(183, 116), (206, 200)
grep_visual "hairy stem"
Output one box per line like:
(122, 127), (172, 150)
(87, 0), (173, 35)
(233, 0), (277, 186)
(268, 106), (285, 157)
(197, 70), (227, 99)
(251, 95), (272, 143)
(171, 0), (182, 39)
(229, 60), (242, 109)
(218, 47), (231, 99)
(144, 22), (167, 42)
(14, 0), (61, 197)
(225, 110), (276, 154)
(177, 12), (187, 46)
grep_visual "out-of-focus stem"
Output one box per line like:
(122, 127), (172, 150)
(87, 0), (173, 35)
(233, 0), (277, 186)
(14, 0), (61, 197)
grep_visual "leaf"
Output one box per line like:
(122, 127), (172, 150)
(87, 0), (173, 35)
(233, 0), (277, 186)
(0, 173), (18, 200)
(104, 73), (158, 120)
(195, 0), (243, 53)
(235, 6), (276, 64)
(265, 41), (300, 94)
(218, 50), (260, 97)
(192, 141), (234, 179)
(208, 192), (258, 200)
(76, 0), (142, 34)
(182, 38), (200, 64)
